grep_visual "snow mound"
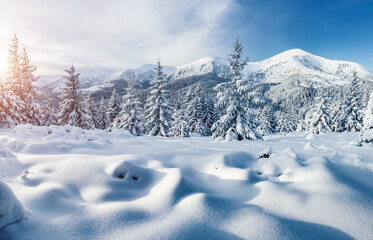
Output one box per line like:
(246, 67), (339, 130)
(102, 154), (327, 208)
(1, 129), (373, 239)
(0, 181), (25, 231)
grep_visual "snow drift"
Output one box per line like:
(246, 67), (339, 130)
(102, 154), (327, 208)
(1, 126), (373, 239)
(0, 181), (24, 231)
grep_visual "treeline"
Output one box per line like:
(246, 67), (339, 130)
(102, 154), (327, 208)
(1, 34), (373, 142)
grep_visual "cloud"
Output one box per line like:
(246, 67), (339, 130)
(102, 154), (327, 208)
(0, 0), (235, 75)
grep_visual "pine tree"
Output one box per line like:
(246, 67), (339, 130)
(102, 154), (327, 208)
(117, 84), (144, 136)
(20, 46), (41, 125)
(171, 108), (190, 137)
(96, 97), (108, 130)
(87, 93), (99, 129)
(106, 89), (120, 127)
(276, 111), (295, 134)
(144, 59), (173, 137)
(305, 95), (333, 134)
(257, 106), (277, 135)
(58, 65), (92, 129)
(211, 36), (262, 141)
(341, 73), (363, 132)
(5, 33), (22, 95)
(359, 92), (373, 143)
(40, 98), (58, 126)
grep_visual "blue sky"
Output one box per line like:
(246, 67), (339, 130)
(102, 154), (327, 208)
(233, 0), (373, 68)
(0, 0), (372, 74)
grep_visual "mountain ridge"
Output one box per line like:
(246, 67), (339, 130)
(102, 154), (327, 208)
(36, 49), (373, 93)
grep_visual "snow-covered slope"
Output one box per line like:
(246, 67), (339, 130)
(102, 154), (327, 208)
(245, 49), (373, 86)
(35, 49), (373, 93)
(169, 57), (229, 80)
(1, 125), (373, 239)
(35, 68), (116, 93)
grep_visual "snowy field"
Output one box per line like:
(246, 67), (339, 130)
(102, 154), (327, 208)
(1, 125), (373, 240)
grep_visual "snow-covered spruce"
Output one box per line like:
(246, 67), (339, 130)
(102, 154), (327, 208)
(256, 106), (277, 135)
(360, 92), (373, 143)
(144, 60), (173, 137)
(305, 95), (333, 134)
(186, 84), (216, 136)
(171, 94), (190, 138)
(58, 65), (93, 129)
(96, 96), (108, 130)
(116, 85), (144, 136)
(339, 73), (363, 132)
(0, 33), (41, 126)
(106, 89), (120, 127)
(212, 36), (262, 141)
(86, 93), (99, 129)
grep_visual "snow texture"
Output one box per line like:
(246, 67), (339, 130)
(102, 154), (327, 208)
(1, 125), (373, 239)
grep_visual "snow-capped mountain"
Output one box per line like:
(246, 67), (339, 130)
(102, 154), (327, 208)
(245, 49), (373, 86)
(169, 57), (229, 80)
(35, 49), (373, 94)
(36, 68), (116, 93)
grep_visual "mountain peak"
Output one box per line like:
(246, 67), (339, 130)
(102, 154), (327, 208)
(279, 48), (312, 57)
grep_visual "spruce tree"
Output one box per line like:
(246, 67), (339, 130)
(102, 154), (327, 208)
(341, 73), (363, 132)
(20, 46), (41, 125)
(359, 92), (373, 143)
(117, 83), (144, 136)
(144, 59), (173, 137)
(96, 97), (108, 130)
(171, 108), (190, 137)
(58, 65), (92, 129)
(305, 95), (333, 134)
(87, 93), (98, 129)
(257, 106), (277, 135)
(106, 89), (120, 127)
(211, 36), (262, 141)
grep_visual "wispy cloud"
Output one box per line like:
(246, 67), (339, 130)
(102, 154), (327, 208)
(0, 0), (235, 75)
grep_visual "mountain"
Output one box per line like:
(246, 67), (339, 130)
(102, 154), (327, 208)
(245, 49), (373, 87)
(35, 68), (116, 94)
(169, 57), (229, 80)
(35, 49), (373, 96)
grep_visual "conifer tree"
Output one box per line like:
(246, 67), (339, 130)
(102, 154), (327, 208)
(341, 73), (363, 132)
(106, 89), (120, 127)
(171, 108), (190, 137)
(305, 95), (333, 134)
(211, 36), (262, 141)
(58, 65), (92, 129)
(40, 98), (58, 126)
(144, 59), (173, 137)
(257, 106), (277, 135)
(359, 92), (373, 143)
(117, 82), (144, 136)
(96, 97), (108, 130)
(87, 93), (99, 129)
(20, 46), (41, 125)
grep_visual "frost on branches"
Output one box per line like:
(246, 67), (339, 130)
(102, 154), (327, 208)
(212, 36), (262, 141)
(144, 59), (173, 137)
(58, 65), (93, 129)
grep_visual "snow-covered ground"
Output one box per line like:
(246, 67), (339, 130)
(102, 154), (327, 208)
(1, 125), (373, 239)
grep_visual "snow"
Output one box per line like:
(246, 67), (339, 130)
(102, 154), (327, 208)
(1, 126), (373, 239)
(34, 49), (373, 95)
(244, 48), (373, 86)
(0, 181), (25, 231)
